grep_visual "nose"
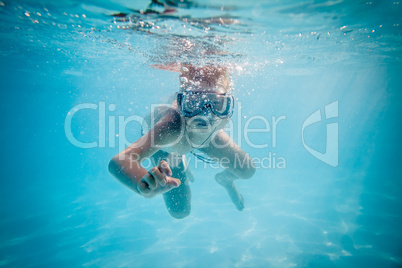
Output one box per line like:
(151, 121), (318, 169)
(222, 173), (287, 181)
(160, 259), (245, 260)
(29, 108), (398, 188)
(201, 104), (213, 116)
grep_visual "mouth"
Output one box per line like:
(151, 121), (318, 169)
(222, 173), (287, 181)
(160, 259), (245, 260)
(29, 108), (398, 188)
(196, 118), (216, 126)
(196, 121), (208, 126)
(188, 118), (217, 129)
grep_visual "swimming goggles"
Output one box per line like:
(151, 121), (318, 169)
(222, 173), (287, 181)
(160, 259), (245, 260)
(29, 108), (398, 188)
(177, 91), (234, 118)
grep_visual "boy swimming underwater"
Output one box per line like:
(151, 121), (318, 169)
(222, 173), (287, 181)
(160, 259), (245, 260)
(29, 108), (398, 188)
(108, 64), (255, 219)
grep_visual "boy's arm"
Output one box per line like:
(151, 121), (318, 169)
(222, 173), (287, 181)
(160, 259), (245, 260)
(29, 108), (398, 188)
(108, 130), (157, 195)
(108, 108), (183, 197)
(199, 130), (256, 179)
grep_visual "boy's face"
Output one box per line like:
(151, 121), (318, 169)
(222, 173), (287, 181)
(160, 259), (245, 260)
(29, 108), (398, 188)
(184, 88), (231, 132)
(179, 64), (232, 132)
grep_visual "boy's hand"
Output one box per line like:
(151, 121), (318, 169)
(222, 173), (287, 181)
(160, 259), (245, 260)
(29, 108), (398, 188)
(137, 160), (181, 198)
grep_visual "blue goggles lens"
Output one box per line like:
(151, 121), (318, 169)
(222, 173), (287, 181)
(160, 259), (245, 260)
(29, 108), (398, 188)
(177, 92), (234, 118)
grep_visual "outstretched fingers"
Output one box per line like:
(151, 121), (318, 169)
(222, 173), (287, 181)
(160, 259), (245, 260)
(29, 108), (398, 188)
(147, 160), (171, 187)
(138, 160), (181, 197)
(147, 167), (163, 188)
(158, 160), (172, 178)
(158, 160), (182, 188)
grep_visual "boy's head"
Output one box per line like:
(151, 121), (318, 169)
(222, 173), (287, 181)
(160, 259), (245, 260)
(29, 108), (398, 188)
(176, 64), (234, 132)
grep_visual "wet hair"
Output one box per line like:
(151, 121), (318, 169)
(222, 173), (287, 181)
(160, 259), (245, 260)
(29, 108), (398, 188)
(179, 64), (230, 93)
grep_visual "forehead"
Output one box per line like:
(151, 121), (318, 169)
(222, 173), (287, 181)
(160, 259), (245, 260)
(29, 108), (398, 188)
(186, 87), (227, 95)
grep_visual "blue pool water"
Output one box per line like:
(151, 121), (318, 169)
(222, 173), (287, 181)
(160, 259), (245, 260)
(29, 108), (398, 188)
(0, 0), (401, 267)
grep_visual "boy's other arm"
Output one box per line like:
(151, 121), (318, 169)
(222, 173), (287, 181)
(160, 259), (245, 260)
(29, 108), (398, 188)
(199, 130), (256, 180)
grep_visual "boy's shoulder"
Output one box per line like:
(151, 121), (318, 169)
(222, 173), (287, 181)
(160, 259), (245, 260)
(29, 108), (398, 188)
(142, 105), (184, 135)
(157, 105), (183, 128)
(150, 105), (185, 147)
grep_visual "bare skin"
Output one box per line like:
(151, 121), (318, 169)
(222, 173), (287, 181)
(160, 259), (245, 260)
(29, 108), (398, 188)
(108, 64), (256, 218)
